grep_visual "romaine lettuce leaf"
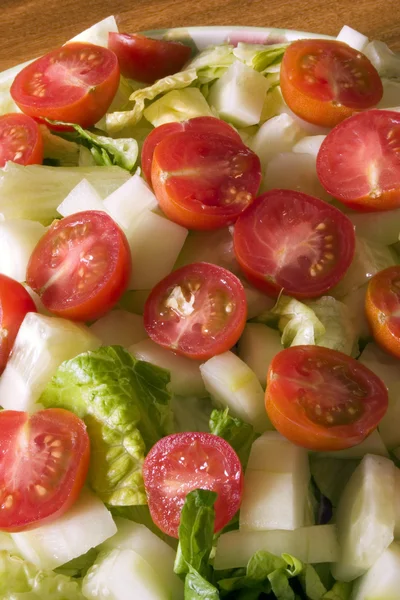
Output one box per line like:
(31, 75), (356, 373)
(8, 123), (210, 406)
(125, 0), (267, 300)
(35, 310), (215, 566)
(40, 346), (172, 506)
(40, 126), (81, 167)
(144, 88), (214, 127)
(209, 408), (259, 469)
(0, 551), (85, 599)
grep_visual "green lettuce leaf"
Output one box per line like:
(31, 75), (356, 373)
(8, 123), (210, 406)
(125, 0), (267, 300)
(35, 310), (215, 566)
(106, 68), (197, 132)
(185, 565), (220, 600)
(144, 87), (214, 127)
(233, 42), (288, 73)
(269, 295), (325, 346)
(47, 120), (138, 171)
(40, 126), (81, 167)
(298, 564), (328, 600)
(323, 581), (353, 599)
(187, 44), (235, 84)
(0, 551), (85, 599)
(310, 455), (359, 507)
(40, 346), (172, 506)
(307, 296), (357, 356)
(209, 408), (259, 469)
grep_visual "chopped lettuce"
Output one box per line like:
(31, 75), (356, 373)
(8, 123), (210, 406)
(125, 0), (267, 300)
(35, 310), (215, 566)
(186, 44), (235, 83)
(144, 88), (214, 127)
(269, 295), (325, 346)
(209, 408), (259, 469)
(40, 126), (81, 167)
(233, 42), (288, 73)
(0, 551), (85, 599)
(40, 346), (172, 506)
(106, 69), (197, 133)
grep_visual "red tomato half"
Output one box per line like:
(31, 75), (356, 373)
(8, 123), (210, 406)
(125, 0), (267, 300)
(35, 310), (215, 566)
(0, 113), (43, 167)
(0, 408), (90, 531)
(143, 432), (243, 538)
(0, 275), (37, 374)
(233, 189), (355, 299)
(141, 116), (242, 184)
(144, 262), (247, 359)
(108, 32), (191, 84)
(151, 132), (261, 230)
(317, 110), (400, 211)
(266, 345), (388, 451)
(26, 211), (131, 322)
(365, 266), (400, 359)
(280, 39), (383, 128)
(11, 43), (120, 128)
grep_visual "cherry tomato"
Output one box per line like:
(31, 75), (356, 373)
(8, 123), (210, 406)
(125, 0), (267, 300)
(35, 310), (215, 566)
(10, 43), (120, 128)
(0, 408), (90, 531)
(317, 110), (400, 211)
(266, 345), (388, 451)
(141, 116), (242, 184)
(365, 266), (400, 359)
(151, 132), (261, 230)
(143, 262), (247, 359)
(0, 275), (37, 374)
(143, 431), (243, 538)
(26, 211), (131, 322)
(280, 39), (383, 128)
(233, 189), (355, 299)
(0, 113), (43, 167)
(108, 32), (191, 84)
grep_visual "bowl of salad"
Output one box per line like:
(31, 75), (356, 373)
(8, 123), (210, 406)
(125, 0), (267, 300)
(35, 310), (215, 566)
(0, 14), (399, 600)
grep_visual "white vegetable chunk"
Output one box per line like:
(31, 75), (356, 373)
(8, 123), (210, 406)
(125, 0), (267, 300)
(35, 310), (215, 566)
(336, 25), (369, 52)
(0, 313), (100, 411)
(318, 430), (388, 459)
(0, 219), (45, 281)
(57, 178), (104, 217)
(103, 174), (158, 232)
(292, 135), (326, 158)
(90, 310), (147, 348)
(200, 351), (273, 432)
(249, 113), (306, 170)
(332, 454), (395, 582)
(238, 323), (282, 386)
(11, 489), (117, 570)
(351, 542), (400, 600)
(208, 60), (269, 127)
(67, 15), (119, 47)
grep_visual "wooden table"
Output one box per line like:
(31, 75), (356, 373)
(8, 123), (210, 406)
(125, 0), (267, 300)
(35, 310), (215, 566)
(0, 0), (399, 71)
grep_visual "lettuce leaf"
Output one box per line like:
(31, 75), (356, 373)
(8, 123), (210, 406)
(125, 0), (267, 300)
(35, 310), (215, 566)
(144, 88), (214, 127)
(40, 346), (172, 506)
(310, 455), (359, 507)
(233, 42), (288, 73)
(0, 551), (85, 599)
(209, 408), (258, 469)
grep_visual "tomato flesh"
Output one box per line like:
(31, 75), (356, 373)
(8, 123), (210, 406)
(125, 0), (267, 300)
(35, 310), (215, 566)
(233, 189), (355, 299)
(141, 116), (242, 184)
(280, 39), (383, 128)
(0, 274), (37, 374)
(0, 408), (90, 531)
(108, 32), (191, 84)
(11, 43), (120, 128)
(144, 262), (247, 359)
(0, 113), (43, 167)
(366, 266), (400, 358)
(151, 131), (261, 230)
(143, 432), (243, 538)
(317, 109), (400, 211)
(266, 345), (388, 451)
(26, 211), (131, 322)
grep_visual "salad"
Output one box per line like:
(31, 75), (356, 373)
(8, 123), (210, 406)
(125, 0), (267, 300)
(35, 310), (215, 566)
(0, 13), (400, 600)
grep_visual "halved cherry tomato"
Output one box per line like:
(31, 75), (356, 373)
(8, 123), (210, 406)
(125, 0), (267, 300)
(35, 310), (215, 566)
(0, 408), (90, 531)
(141, 116), (242, 184)
(143, 262), (247, 359)
(143, 431), (243, 538)
(151, 132), (261, 230)
(26, 211), (131, 322)
(280, 39), (383, 128)
(233, 189), (355, 299)
(365, 266), (400, 358)
(0, 113), (43, 167)
(0, 274), (37, 374)
(10, 43), (120, 128)
(266, 345), (388, 451)
(317, 110), (400, 211)
(108, 32), (191, 83)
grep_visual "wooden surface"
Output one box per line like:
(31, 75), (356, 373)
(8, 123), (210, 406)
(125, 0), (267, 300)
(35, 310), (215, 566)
(0, 0), (399, 71)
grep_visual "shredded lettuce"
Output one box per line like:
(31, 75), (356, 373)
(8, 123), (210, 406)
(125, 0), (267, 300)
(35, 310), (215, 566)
(187, 44), (235, 83)
(40, 346), (172, 506)
(144, 88), (214, 127)
(209, 408), (259, 469)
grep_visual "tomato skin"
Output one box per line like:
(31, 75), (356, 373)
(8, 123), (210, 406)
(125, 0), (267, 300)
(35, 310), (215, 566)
(141, 116), (242, 184)
(365, 266), (400, 359)
(0, 275), (37, 374)
(317, 110), (400, 211)
(0, 113), (43, 167)
(143, 431), (243, 538)
(108, 32), (191, 84)
(0, 408), (90, 532)
(144, 262), (247, 359)
(10, 43), (120, 128)
(280, 39), (383, 128)
(26, 211), (131, 322)
(233, 189), (355, 299)
(265, 345), (388, 451)
(151, 131), (261, 230)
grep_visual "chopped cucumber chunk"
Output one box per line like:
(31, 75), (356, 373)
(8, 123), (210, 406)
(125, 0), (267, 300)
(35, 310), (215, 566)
(351, 541), (400, 600)
(0, 219), (45, 282)
(348, 208), (400, 246)
(238, 323), (282, 386)
(292, 134), (326, 158)
(318, 430), (388, 459)
(90, 310), (147, 348)
(57, 178), (104, 217)
(103, 174), (158, 232)
(67, 15), (118, 47)
(249, 113), (306, 170)
(336, 25), (368, 51)
(341, 285), (370, 342)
